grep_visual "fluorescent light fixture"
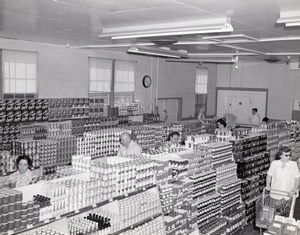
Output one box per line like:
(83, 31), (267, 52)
(277, 11), (300, 27)
(202, 34), (258, 42)
(127, 46), (188, 59)
(277, 16), (300, 24)
(266, 52), (300, 55)
(167, 58), (235, 64)
(188, 52), (257, 57)
(99, 17), (233, 39)
(285, 22), (300, 27)
(73, 43), (155, 49)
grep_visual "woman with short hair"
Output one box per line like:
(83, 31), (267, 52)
(9, 155), (37, 188)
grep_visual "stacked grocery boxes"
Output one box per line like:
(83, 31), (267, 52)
(77, 128), (131, 158)
(231, 133), (269, 224)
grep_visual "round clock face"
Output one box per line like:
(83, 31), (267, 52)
(142, 75), (152, 88)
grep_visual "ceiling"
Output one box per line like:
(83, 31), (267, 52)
(1, 0), (300, 63)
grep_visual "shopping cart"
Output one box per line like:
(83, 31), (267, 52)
(255, 189), (297, 233)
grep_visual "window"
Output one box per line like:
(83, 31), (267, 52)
(114, 61), (135, 105)
(114, 93), (133, 106)
(114, 61), (135, 93)
(88, 59), (136, 106)
(195, 68), (208, 117)
(89, 58), (112, 93)
(195, 68), (208, 94)
(2, 50), (38, 94)
(88, 93), (110, 106)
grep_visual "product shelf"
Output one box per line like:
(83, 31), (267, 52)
(5, 184), (157, 235)
(108, 213), (163, 235)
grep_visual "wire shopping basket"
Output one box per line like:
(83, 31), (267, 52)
(255, 189), (297, 230)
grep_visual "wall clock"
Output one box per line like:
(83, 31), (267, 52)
(142, 75), (152, 88)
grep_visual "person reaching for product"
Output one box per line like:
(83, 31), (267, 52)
(9, 155), (38, 188)
(117, 132), (142, 157)
(266, 146), (300, 200)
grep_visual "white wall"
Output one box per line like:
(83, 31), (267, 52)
(216, 63), (300, 120)
(0, 38), (218, 119)
(155, 60), (217, 118)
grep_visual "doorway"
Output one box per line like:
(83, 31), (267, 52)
(157, 98), (182, 123)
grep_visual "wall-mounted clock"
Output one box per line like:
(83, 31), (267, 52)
(142, 75), (152, 88)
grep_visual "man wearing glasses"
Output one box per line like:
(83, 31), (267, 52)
(117, 132), (142, 157)
(266, 146), (300, 201)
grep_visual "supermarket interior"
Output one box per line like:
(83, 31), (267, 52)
(1, 115), (300, 235)
(2, 0), (300, 235)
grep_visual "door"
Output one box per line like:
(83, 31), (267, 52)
(166, 99), (178, 123)
(157, 100), (167, 122)
(157, 98), (182, 123)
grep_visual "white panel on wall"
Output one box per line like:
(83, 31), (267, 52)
(216, 63), (300, 120)
(217, 89), (267, 124)
(294, 100), (300, 110)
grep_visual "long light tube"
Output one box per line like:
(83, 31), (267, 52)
(277, 11), (300, 27)
(99, 17), (233, 39)
(127, 47), (185, 59)
(111, 24), (233, 39)
(285, 22), (300, 27)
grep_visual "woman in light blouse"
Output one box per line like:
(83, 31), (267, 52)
(9, 155), (37, 188)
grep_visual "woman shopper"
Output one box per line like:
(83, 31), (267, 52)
(9, 155), (37, 188)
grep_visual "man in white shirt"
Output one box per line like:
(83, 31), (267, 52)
(266, 146), (300, 200)
(250, 108), (261, 125)
(117, 132), (142, 157)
